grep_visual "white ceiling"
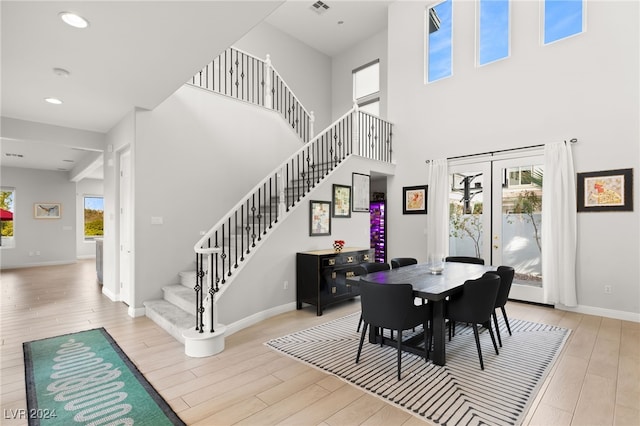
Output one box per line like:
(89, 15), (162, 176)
(0, 1), (391, 180)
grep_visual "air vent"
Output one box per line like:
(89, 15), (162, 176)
(310, 1), (330, 15)
(5, 153), (24, 158)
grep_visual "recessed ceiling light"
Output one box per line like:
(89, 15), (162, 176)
(338, 20), (344, 25)
(59, 12), (89, 29)
(62, 159), (75, 163)
(45, 97), (63, 105)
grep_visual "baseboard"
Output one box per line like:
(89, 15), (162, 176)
(101, 286), (119, 302)
(77, 254), (96, 260)
(1, 259), (76, 270)
(128, 306), (146, 318)
(225, 302), (297, 336)
(556, 303), (640, 323)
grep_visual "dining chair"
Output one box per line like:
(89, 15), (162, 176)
(356, 279), (432, 380)
(390, 257), (418, 269)
(491, 266), (515, 347)
(355, 262), (391, 332)
(445, 272), (500, 370)
(445, 256), (485, 265)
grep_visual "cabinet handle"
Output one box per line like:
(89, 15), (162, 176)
(363, 254), (369, 261)
(328, 258), (336, 266)
(346, 256), (354, 263)
(346, 271), (355, 278)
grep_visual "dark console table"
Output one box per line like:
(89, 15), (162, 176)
(296, 247), (373, 316)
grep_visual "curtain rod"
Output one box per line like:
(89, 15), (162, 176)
(425, 138), (578, 164)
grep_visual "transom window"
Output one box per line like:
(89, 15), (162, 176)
(426, 0), (452, 83)
(543, 0), (584, 45)
(478, 0), (510, 66)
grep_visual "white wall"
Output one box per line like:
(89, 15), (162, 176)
(0, 167), (77, 268)
(76, 179), (104, 258)
(132, 85), (304, 307)
(331, 30), (388, 121)
(218, 155), (395, 325)
(234, 22), (333, 131)
(387, 1), (639, 317)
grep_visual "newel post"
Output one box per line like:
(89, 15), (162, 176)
(265, 54), (273, 109)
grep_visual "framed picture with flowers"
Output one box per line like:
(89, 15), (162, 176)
(402, 185), (428, 214)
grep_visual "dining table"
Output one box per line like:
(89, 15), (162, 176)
(347, 261), (495, 366)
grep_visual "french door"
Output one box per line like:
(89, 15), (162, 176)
(448, 153), (545, 303)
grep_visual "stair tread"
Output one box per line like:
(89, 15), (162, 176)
(144, 299), (194, 329)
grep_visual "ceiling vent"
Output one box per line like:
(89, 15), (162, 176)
(5, 153), (24, 158)
(310, 1), (330, 15)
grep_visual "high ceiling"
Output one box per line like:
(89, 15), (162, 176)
(0, 1), (391, 179)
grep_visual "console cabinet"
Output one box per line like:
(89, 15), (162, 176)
(296, 247), (373, 316)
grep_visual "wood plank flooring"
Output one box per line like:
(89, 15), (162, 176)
(1, 260), (638, 425)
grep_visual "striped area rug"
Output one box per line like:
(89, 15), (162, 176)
(266, 313), (569, 425)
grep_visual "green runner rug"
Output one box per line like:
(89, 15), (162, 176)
(23, 328), (185, 426)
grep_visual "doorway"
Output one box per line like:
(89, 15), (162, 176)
(448, 153), (545, 303)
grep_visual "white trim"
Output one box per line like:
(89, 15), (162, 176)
(77, 254), (96, 260)
(128, 305), (146, 318)
(555, 303), (640, 323)
(101, 285), (118, 302)
(224, 302), (297, 337)
(0, 260), (76, 269)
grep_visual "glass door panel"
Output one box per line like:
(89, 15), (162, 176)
(448, 162), (491, 262)
(492, 156), (544, 303)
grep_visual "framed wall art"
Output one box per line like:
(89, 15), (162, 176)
(352, 173), (370, 212)
(403, 185), (428, 214)
(332, 184), (351, 218)
(309, 200), (331, 236)
(577, 168), (633, 212)
(34, 203), (61, 219)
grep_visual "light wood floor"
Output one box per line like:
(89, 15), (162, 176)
(1, 260), (638, 425)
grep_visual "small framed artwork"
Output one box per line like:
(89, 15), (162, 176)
(34, 203), (62, 219)
(332, 184), (351, 218)
(577, 168), (633, 212)
(352, 173), (370, 212)
(403, 185), (428, 214)
(310, 200), (331, 236)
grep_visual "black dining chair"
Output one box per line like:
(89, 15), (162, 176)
(355, 262), (391, 332)
(445, 256), (485, 265)
(445, 272), (500, 370)
(491, 266), (515, 347)
(356, 279), (431, 380)
(390, 257), (418, 269)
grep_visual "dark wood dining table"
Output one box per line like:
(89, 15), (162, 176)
(347, 261), (495, 366)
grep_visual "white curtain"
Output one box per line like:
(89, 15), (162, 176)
(426, 159), (450, 259)
(542, 142), (577, 307)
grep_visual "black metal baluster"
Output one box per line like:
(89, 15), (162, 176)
(286, 162), (291, 211)
(251, 194), (257, 248)
(245, 199), (251, 254)
(220, 224), (226, 284)
(263, 182), (268, 234)
(195, 252), (202, 331)
(240, 204), (245, 261)
(257, 187), (262, 241)
(227, 217), (232, 276)
(234, 210), (239, 268)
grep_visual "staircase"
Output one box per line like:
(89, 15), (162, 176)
(144, 46), (393, 357)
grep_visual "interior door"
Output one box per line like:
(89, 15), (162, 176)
(119, 148), (132, 306)
(491, 155), (545, 303)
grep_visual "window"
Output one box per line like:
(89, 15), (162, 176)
(478, 0), (510, 66)
(426, 0), (452, 83)
(84, 196), (104, 240)
(505, 166), (543, 188)
(543, 0), (584, 44)
(1, 188), (15, 248)
(353, 60), (380, 116)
